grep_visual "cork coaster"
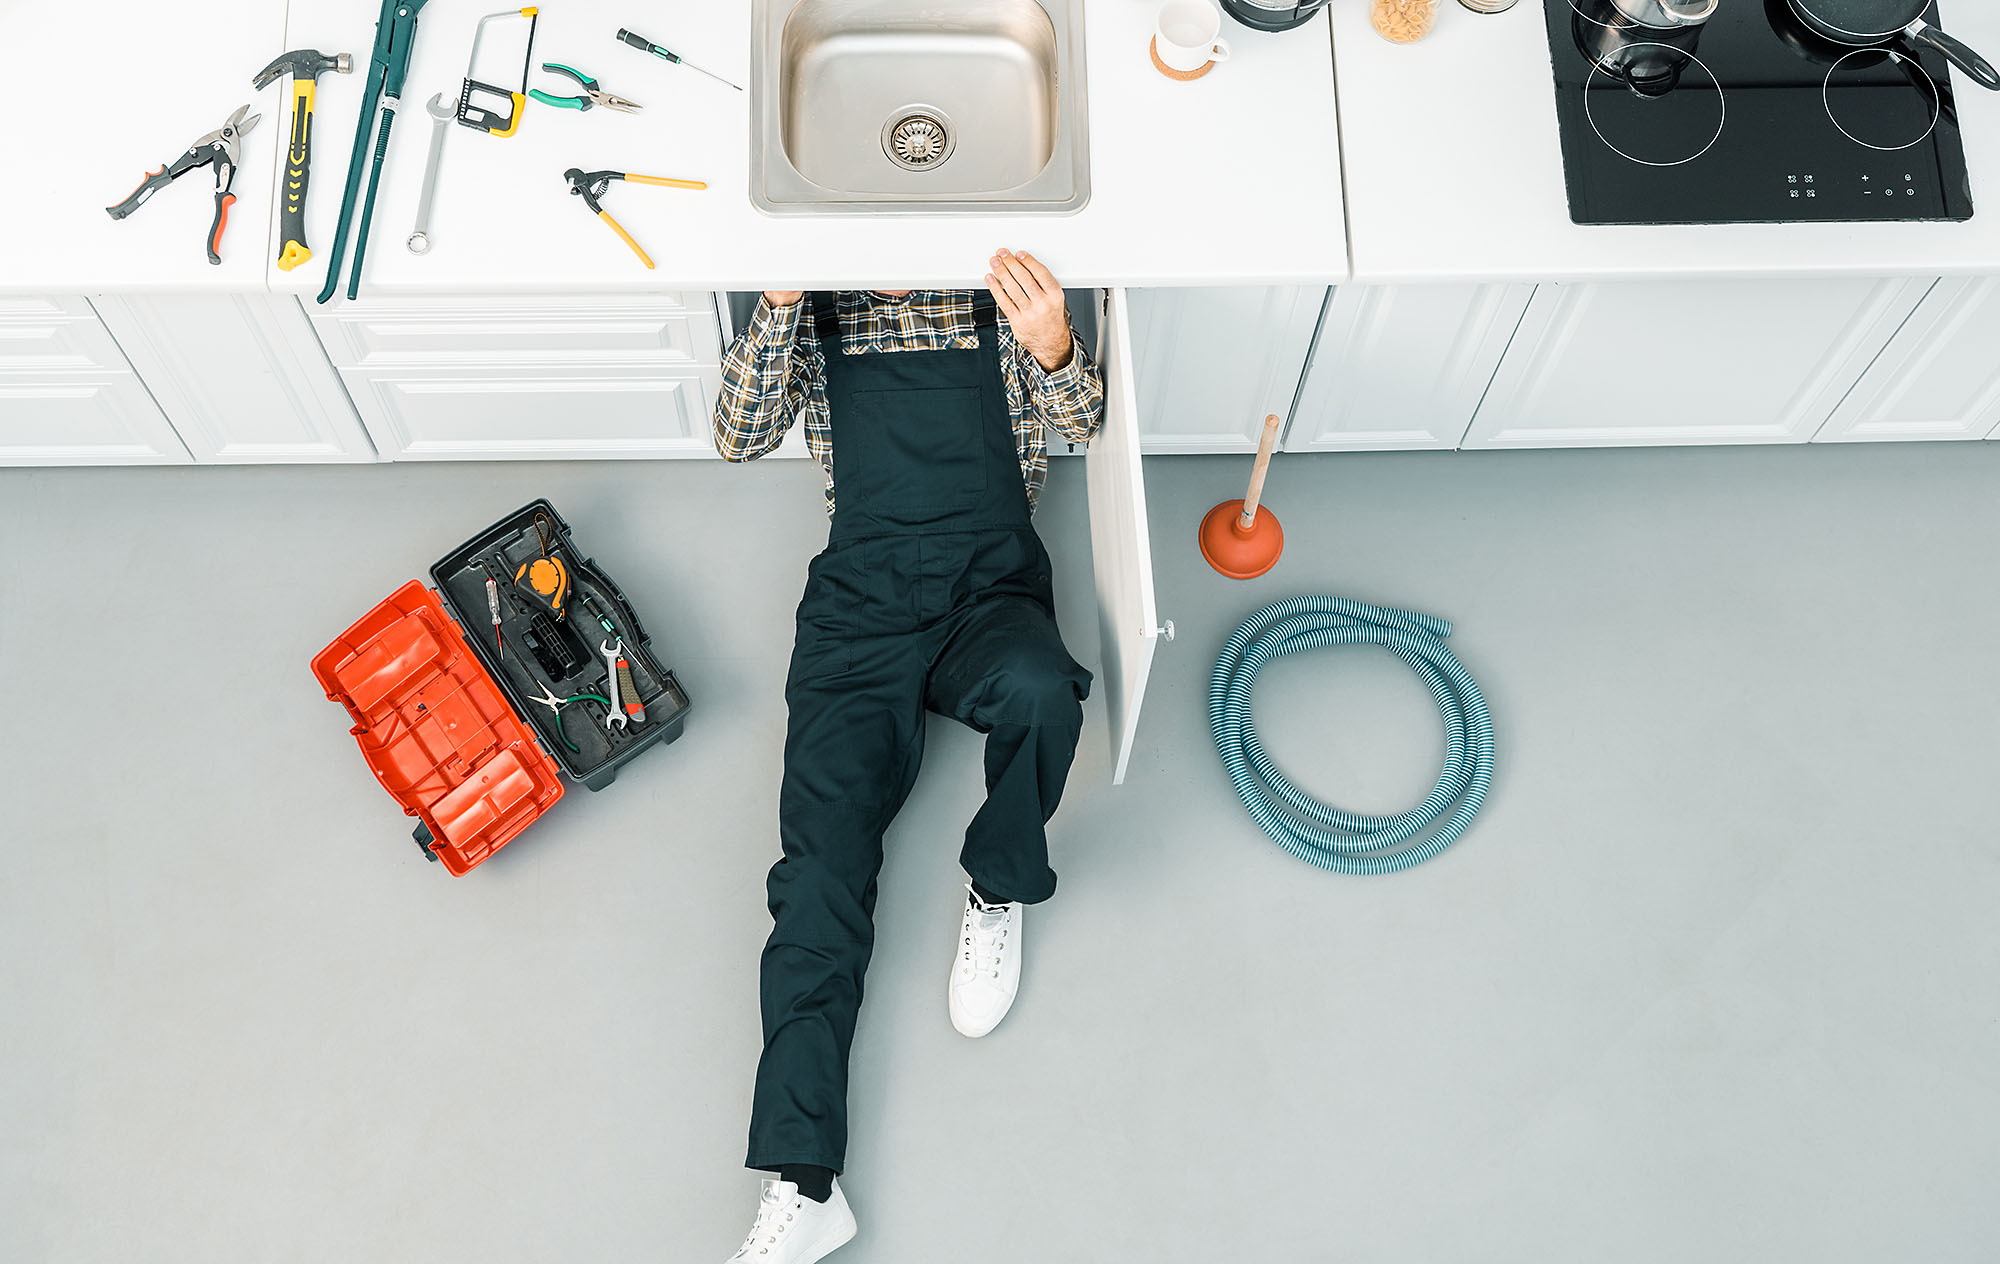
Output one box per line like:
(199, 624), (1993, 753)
(1150, 36), (1214, 82)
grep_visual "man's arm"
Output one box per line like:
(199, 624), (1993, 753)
(712, 290), (818, 461)
(986, 250), (1105, 444)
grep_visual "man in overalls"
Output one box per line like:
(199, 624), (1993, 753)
(711, 250), (1104, 1263)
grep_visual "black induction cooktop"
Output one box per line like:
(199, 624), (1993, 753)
(1547, 0), (1975, 224)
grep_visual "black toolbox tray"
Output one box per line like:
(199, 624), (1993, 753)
(431, 499), (689, 792)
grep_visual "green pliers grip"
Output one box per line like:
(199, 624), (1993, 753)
(529, 62), (597, 109)
(550, 691), (614, 753)
(528, 62), (641, 112)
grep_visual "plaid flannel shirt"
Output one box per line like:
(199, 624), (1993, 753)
(712, 290), (1106, 514)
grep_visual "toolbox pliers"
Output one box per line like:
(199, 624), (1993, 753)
(105, 104), (262, 265)
(524, 681), (613, 755)
(529, 63), (642, 113)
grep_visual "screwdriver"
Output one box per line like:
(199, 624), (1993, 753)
(617, 28), (743, 91)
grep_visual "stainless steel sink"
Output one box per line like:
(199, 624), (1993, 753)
(750, 0), (1089, 215)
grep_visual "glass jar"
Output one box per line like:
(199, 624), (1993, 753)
(1371, 0), (1440, 43)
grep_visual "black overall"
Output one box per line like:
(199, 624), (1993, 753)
(746, 292), (1093, 1173)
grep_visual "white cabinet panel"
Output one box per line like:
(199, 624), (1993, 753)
(0, 372), (188, 464)
(0, 302), (136, 374)
(1128, 286), (1326, 453)
(90, 295), (374, 463)
(1085, 288), (1162, 786)
(0, 298), (94, 321)
(0, 295), (186, 465)
(314, 294), (723, 368)
(1814, 278), (2000, 442)
(1289, 283), (1535, 451)
(341, 363), (725, 460)
(1464, 278), (1931, 448)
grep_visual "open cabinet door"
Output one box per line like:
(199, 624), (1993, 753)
(1085, 288), (1162, 786)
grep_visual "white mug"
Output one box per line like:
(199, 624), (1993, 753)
(1156, 0), (1231, 74)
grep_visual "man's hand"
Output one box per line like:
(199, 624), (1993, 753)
(764, 290), (805, 308)
(985, 249), (1073, 373)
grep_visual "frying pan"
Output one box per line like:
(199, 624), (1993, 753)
(1787, 0), (2000, 89)
(1765, 0), (1962, 128)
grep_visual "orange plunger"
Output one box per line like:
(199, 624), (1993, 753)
(1199, 413), (1285, 580)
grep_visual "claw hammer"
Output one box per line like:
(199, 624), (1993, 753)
(252, 49), (353, 271)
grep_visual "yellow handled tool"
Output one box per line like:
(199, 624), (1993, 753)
(562, 168), (708, 271)
(251, 49), (353, 271)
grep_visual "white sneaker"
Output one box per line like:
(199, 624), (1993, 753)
(725, 1178), (856, 1263)
(949, 884), (1023, 1038)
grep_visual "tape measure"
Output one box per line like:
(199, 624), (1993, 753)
(514, 554), (569, 618)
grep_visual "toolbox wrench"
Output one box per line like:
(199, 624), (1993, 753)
(407, 93), (454, 253)
(601, 638), (628, 732)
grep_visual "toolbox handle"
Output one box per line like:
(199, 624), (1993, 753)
(578, 555), (651, 650)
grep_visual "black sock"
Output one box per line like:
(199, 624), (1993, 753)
(969, 880), (1011, 906)
(780, 1164), (834, 1203)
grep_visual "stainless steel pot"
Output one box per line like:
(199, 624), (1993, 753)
(1219, 0), (1331, 33)
(1610, 0), (1719, 26)
(1576, 0), (1710, 95)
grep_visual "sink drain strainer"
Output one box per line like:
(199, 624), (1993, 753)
(883, 107), (955, 170)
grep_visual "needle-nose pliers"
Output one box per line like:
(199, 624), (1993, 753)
(524, 680), (613, 754)
(529, 63), (642, 112)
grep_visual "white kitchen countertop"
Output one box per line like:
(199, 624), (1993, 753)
(0, 2), (290, 296)
(18, 2), (2000, 300)
(1332, 1), (2000, 284)
(263, 0), (1347, 298)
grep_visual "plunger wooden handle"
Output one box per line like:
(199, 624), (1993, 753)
(1239, 413), (1282, 530)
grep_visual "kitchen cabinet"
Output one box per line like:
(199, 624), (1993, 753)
(337, 364), (726, 461)
(0, 297), (188, 465)
(1127, 286), (1327, 453)
(1083, 288), (1162, 786)
(1814, 277), (2000, 442)
(90, 295), (374, 462)
(1463, 278), (1933, 449)
(1288, 284), (1536, 451)
(309, 292), (731, 460)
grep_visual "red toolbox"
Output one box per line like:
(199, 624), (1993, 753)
(312, 500), (690, 874)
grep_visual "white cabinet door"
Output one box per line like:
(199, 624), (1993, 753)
(0, 374), (189, 465)
(0, 296), (188, 465)
(90, 295), (374, 462)
(339, 363), (725, 460)
(312, 293), (724, 369)
(1815, 278), (2000, 442)
(309, 292), (730, 460)
(1288, 283), (1535, 451)
(1128, 286), (1326, 453)
(1085, 289), (1162, 786)
(1464, 278), (1932, 448)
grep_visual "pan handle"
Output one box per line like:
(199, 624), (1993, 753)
(1908, 19), (2000, 91)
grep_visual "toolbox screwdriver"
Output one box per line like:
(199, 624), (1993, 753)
(486, 577), (505, 656)
(580, 592), (619, 637)
(616, 28), (743, 91)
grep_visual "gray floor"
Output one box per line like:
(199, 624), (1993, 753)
(4, 442), (1998, 1264)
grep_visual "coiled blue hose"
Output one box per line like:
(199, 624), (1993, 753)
(1209, 596), (1496, 874)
